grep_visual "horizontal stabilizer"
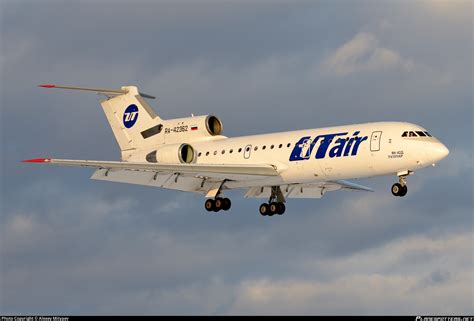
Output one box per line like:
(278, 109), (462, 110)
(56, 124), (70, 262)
(38, 84), (155, 99)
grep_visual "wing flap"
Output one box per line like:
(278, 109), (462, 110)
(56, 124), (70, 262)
(91, 169), (211, 193)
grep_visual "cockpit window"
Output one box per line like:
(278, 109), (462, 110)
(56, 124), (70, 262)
(416, 131), (427, 137)
(409, 131), (417, 137)
(402, 131), (408, 137)
(424, 131), (432, 137)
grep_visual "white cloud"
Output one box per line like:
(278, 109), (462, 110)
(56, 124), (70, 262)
(322, 32), (415, 76)
(228, 231), (473, 315)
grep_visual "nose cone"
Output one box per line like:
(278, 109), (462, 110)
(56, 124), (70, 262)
(427, 142), (449, 163)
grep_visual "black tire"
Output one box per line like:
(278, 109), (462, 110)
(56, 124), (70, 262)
(205, 199), (215, 212)
(391, 183), (403, 196)
(399, 185), (408, 197)
(214, 198), (223, 211)
(277, 203), (286, 215)
(259, 203), (269, 216)
(222, 198), (231, 211)
(269, 202), (278, 216)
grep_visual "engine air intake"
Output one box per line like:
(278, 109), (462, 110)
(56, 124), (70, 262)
(179, 144), (195, 164)
(206, 116), (223, 136)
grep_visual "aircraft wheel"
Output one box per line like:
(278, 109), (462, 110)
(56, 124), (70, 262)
(391, 183), (404, 197)
(259, 203), (269, 216)
(399, 185), (408, 197)
(222, 198), (231, 211)
(214, 198), (224, 212)
(205, 199), (215, 212)
(277, 203), (286, 215)
(269, 202), (279, 216)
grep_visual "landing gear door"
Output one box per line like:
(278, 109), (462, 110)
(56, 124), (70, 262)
(370, 131), (382, 152)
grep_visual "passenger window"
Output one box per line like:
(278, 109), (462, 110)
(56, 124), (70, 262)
(254, 146), (258, 151)
(416, 131), (427, 137)
(424, 131), (432, 137)
(409, 131), (417, 137)
(221, 150), (225, 154)
(287, 143), (291, 147)
(270, 145), (274, 149)
(246, 146), (250, 152)
(229, 149), (233, 154)
(262, 145), (266, 150)
(206, 151), (209, 156)
(214, 151), (217, 155)
(239, 148), (243, 153)
(198, 152), (202, 157)
(402, 131), (408, 137)
(279, 144), (283, 148)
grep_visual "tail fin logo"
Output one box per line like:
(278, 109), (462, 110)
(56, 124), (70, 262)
(123, 104), (139, 128)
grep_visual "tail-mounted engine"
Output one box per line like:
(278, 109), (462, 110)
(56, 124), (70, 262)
(145, 143), (196, 164)
(160, 115), (223, 144)
(123, 115), (224, 162)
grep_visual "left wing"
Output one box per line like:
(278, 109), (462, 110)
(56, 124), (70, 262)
(245, 180), (373, 199)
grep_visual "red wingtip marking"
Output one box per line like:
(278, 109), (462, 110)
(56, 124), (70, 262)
(38, 84), (56, 88)
(22, 158), (51, 163)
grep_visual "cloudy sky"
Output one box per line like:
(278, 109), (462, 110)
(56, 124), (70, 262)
(1, 0), (472, 315)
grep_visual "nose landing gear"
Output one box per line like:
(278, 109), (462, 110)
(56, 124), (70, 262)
(392, 173), (409, 197)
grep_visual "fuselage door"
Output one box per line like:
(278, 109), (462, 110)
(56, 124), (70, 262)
(370, 131), (382, 152)
(244, 144), (252, 159)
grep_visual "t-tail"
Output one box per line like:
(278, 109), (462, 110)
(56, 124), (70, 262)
(39, 84), (162, 157)
(38, 84), (225, 160)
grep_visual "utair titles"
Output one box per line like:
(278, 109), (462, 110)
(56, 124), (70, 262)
(289, 131), (368, 161)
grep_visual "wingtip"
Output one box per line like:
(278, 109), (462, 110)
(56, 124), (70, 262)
(38, 84), (56, 88)
(22, 158), (51, 163)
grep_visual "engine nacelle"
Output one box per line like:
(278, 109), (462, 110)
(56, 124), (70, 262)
(121, 115), (225, 162)
(161, 115), (223, 144)
(145, 143), (196, 164)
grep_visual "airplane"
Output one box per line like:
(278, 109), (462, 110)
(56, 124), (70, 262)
(23, 84), (450, 216)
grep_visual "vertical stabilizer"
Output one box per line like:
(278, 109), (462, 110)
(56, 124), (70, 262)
(100, 86), (163, 153)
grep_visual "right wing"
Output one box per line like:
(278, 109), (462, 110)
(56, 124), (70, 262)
(22, 157), (278, 177)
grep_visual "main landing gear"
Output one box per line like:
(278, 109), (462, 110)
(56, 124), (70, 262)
(391, 173), (409, 197)
(259, 186), (286, 216)
(259, 202), (285, 216)
(205, 197), (231, 212)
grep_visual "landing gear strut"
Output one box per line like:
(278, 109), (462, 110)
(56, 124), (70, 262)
(205, 197), (231, 212)
(259, 186), (286, 216)
(391, 174), (408, 197)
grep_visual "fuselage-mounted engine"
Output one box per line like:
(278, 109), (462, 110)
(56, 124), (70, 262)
(145, 143), (196, 164)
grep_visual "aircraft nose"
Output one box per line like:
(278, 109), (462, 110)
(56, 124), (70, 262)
(427, 142), (449, 163)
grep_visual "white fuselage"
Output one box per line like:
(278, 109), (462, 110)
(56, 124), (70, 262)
(136, 121), (448, 188)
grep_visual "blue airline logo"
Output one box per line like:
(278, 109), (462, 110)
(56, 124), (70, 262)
(123, 104), (139, 128)
(289, 131), (368, 161)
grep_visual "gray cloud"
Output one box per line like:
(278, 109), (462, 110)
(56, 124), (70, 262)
(1, 0), (472, 315)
